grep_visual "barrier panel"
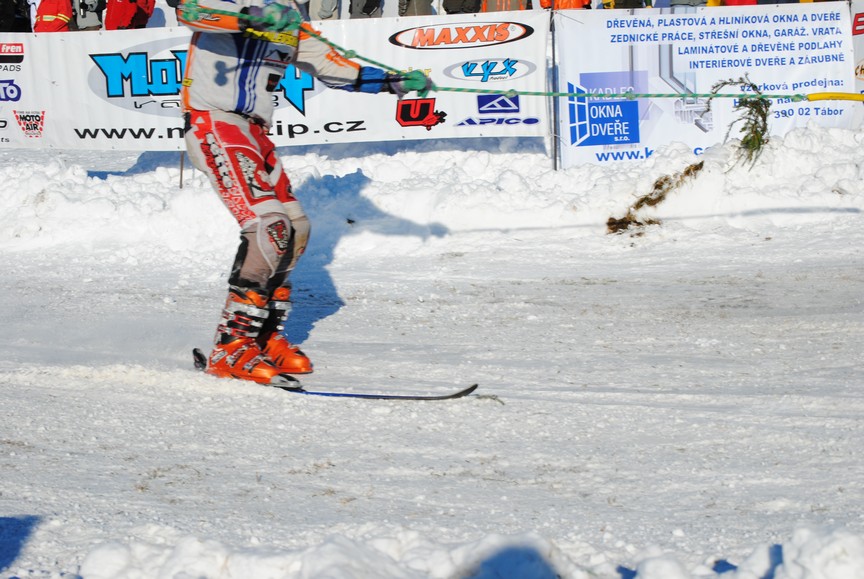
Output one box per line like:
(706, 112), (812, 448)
(553, 3), (856, 168)
(1, 4), (862, 168)
(0, 12), (548, 150)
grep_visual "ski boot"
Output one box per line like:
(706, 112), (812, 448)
(258, 285), (313, 374)
(206, 286), (294, 385)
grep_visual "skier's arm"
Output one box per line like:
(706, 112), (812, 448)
(177, 0), (245, 31)
(294, 29), (434, 97)
(177, 0), (292, 33)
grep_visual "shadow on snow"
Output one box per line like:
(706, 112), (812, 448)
(0, 516), (40, 572)
(285, 167), (447, 345)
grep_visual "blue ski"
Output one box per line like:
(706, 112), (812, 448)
(192, 348), (478, 400)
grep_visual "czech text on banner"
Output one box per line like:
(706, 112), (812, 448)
(554, 4), (855, 168)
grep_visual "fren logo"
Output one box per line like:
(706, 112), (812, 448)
(0, 43), (24, 64)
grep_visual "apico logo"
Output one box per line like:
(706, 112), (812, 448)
(456, 94), (539, 127)
(0, 43), (24, 64)
(567, 82), (639, 147)
(389, 22), (533, 50)
(89, 40), (315, 116)
(443, 58), (536, 83)
(0, 80), (21, 102)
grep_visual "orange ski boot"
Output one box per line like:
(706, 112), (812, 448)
(259, 285), (313, 374)
(206, 286), (294, 385)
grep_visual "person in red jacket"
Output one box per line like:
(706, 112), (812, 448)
(104, 0), (153, 29)
(29, 0), (73, 31)
(538, 0), (591, 9)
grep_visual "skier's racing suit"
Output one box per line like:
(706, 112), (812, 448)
(177, 0), (432, 382)
(179, 0), (376, 289)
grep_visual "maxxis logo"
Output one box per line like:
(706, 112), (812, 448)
(389, 22), (534, 50)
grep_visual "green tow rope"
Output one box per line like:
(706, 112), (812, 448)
(179, 0), (864, 104)
(180, 0), (401, 73)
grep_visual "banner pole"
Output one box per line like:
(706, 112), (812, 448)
(549, 10), (560, 171)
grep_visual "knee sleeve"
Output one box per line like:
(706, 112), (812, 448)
(284, 200), (310, 268)
(229, 213), (294, 289)
(228, 204), (309, 289)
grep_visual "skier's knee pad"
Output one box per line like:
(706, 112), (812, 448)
(284, 200), (309, 258)
(229, 213), (295, 288)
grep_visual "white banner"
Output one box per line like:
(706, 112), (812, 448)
(554, 4), (855, 168)
(0, 11), (548, 150)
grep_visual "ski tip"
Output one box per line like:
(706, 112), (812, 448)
(192, 347), (207, 371)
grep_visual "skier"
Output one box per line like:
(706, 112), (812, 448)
(177, 0), (433, 384)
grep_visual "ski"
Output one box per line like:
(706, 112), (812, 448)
(192, 348), (478, 400)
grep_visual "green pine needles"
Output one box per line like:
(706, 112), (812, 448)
(710, 76), (771, 168)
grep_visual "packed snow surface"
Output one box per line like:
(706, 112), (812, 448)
(0, 130), (863, 578)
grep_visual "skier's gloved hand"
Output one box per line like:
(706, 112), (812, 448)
(245, 1), (300, 32)
(385, 70), (435, 99)
(344, 67), (435, 98)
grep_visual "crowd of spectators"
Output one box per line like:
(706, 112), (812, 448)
(0, 0), (154, 32)
(0, 0), (842, 32)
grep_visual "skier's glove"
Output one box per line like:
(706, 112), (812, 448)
(244, 2), (300, 32)
(385, 70), (435, 99)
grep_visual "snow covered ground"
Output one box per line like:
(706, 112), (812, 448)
(0, 128), (863, 578)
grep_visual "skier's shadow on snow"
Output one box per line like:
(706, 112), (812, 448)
(0, 516), (40, 572)
(285, 168), (447, 345)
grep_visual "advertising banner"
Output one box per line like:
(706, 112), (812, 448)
(0, 11), (548, 150)
(554, 4), (855, 168)
(851, 0), (864, 97)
